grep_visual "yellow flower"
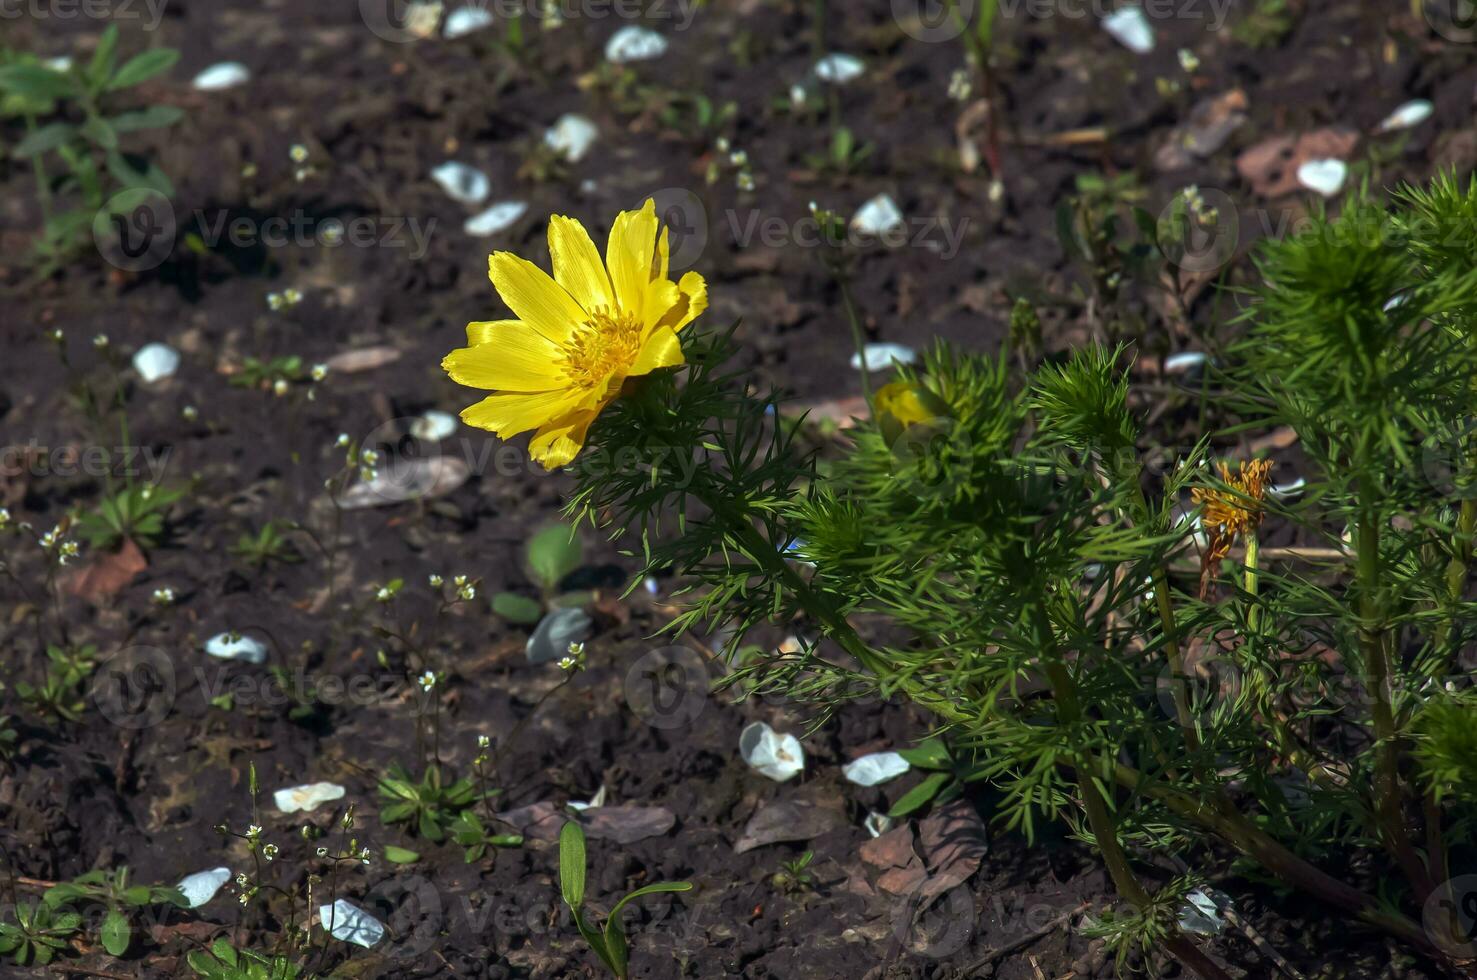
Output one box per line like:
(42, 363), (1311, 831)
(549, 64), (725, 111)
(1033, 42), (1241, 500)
(442, 200), (707, 469)
(1191, 458), (1272, 596)
(874, 380), (951, 448)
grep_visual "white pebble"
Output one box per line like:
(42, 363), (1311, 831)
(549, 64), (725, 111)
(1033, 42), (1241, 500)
(204, 632), (267, 664)
(545, 114), (599, 163)
(1376, 99), (1433, 134)
(850, 343), (917, 373)
(739, 721), (804, 782)
(605, 25), (667, 63)
(444, 6), (494, 39)
(318, 900), (385, 947)
(132, 342), (180, 384)
(850, 193), (905, 236)
(1103, 7), (1155, 54)
(410, 410), (459, 442)
(191, 62), (250, 91)
(813, 52), (865, 84)
(430, 161), (490, 205)
(274, 782), (347, 814)
(463, 200), (528, 237)
(1296, 158), (1348, 198)
(842, 752), (911, 787)
(175, 867), (231, 908)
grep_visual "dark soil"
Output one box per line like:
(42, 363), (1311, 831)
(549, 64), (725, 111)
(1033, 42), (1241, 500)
(1, 0), (1472, 977)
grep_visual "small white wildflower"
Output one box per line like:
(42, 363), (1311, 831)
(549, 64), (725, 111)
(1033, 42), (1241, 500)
(428, 573), (444, 588)
(477, 734), (491, 748)
(729, 149), (748, 168)
(557, 655), (577, 671)
(235, 873), (249, 887)
(0, 508), (9, 528)
(1178, 48), (1201, 73)
(335, 433), (351, 447)
(50, 328), (64, 342)
(58, 540), (79, 564)
(316, 846), (329, 858)
(151, 587), (176, 606)
(267, 292), (284, 311)
(947, 67), (971, 101)
(262, 843), (279, 861)
(375, 586), (393, 602)
(453, 574), (468, 587)
(736, 171), (755, 192)
(789, 84), (807, 108)
(294, 167), (310, 182)
(457, 583), (476, 601)
(246, 824), (263, 839)
(361, 448), (380, 466)
(289, 144), (309, 163)
(238, 892), (251, 906)
(417, 670), (436, 692)
(715, 136), (730, 154)
(93, 333), (109, 348)
(182, 405), (199, 422)
(310, 363), (328, 382)
(283, 288), (303, 306)
(272, 378), (290, 397)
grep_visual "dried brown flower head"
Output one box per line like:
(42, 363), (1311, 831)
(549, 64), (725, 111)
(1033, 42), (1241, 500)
(1192, 458), (1273, 597)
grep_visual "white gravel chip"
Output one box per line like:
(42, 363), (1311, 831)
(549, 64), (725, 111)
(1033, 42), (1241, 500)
(1103, 7), (1155, 54)
(175, 867), (231, 908)
(545, 114), (599, 163)
(813, 52), (865, 84)
(430, 161), (490, 205)
(463, 200), (528, 237)
(850, 343), (917, 373)
(191, 62), (250, 91)
(1376, 99), (1433, 134)
(204, 632), (267, 664)
(850, 193), (905, 236)
(318, 900), (385, 947)
(274, 782), (347, 814)
(133, 342), (180, 383)
(842, 751), (911, 787)
(444, 6), (494, 38)
(739, 722), (805, 782)
(1297, 158), (1348, 198)
(605, 26), (667, 63)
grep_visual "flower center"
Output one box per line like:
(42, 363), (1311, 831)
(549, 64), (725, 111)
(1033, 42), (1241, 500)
(560, 307), (644, 390)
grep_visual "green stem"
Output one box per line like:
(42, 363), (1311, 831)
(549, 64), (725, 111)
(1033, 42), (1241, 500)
(1356, 495), (1431, 902)
(837, 270), (871, 405)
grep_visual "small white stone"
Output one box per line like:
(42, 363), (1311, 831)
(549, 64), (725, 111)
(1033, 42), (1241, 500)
(430, 162), (490, 205)
(850, 193), (904, 236)
(191, 62), (250, 91)
(1177, 888), (1231, 936)
(843, 752), (911, 787)
(410, 410), (458, 442)
(813, 52), (865, 84)
(545, 114), (599, 163)
(1163, 351), (1208, 375)
(274, 782), (347, 814)
(1376, 99), (1433, 134)
(318, 900), (385, 948)
(132, 342), (180, 383)
(204, 632), (267, 664)
(463, 200), (528, 237)
(739, 722), (804, 782)
(175, 867), (231, 908)
(1103, 7), (1155, 54)
(444, 6), (494, 38)
(1297, 158), (1348, 198)
(605, 25), (668, 63)
(864, 811), (895, 838)
(850, 343), (917, 373)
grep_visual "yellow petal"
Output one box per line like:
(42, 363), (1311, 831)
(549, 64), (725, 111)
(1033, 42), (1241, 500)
(653, 271), (708, 334)
(641, 276), (681, 333)
(460, 389), (581, 437)
(628, 326), (684, 376)
(442, 327), (563, 392)
(487, 252), (585, 344)
(466, 319), (521, 346)
(606, 199), (658, 319)
(651, 223), (670, 283)
(548, 214), (615, 314)
(529, 409), (598, 470)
